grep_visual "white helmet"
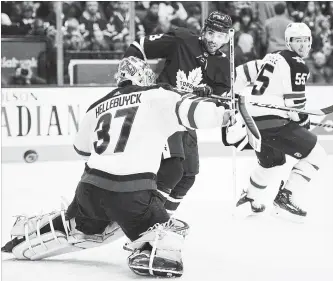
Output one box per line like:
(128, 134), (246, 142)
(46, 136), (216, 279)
(116, 56), (156, 87)
(285, 23), (312, 57)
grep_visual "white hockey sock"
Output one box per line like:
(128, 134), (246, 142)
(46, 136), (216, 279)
(283, 142), (326, 203)
(247, 165), (283, 204)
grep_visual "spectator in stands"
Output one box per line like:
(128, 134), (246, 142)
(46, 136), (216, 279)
(159, 1), (187, 27)
(123, 33), (132, 50)
(329, 2), (333, 27)
(108, 1), (145, 41)
(1, 12), (13, 34)
(235, 7), (262, 58)
(37, 25), (59, 84)
(303, 1), (326, 34)
(186, 5), (201, 35)
(28, 17), (45, 36)
(255, 2), (277, 27)
(186, 17), (201, 35)
(313, 16), (333, 52)
(286, 1), (307, 22)
(20, 2), (35, 31)
(233, 1), (252, 18)
(142, 1), (160, 36)
(4, 2), (36, 35)
(169, 2), (188, 27)
(1, 12), (11, 26)
(235, 33), (257, 67)
(41, 2), (82, 27)
(66, 31), (87, 51)
(62, 2), (84, 21)
(307, 51), (332, 84)
(324, 46), (333, 84)
(8, 61), (46, 86)
(79, 1), (107, 37)
(9, 1), (23, 23)
(88, 29), (111, 52)
(262, 2), (292, 54)
(152, 14), (177, 34)
(63, 18), (86, 50)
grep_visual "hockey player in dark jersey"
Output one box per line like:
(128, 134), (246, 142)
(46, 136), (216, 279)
(227, 23), (327, 222)
(124, 11), (232, 215)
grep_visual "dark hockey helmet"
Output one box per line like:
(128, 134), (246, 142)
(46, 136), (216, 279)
(204, 11), (232, 33)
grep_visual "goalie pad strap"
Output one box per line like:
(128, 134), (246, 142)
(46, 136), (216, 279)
(9, 210), (124, 260)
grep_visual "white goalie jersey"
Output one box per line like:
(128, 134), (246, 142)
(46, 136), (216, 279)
(74, 84), (226, 176)
(235, 50), (309, 129)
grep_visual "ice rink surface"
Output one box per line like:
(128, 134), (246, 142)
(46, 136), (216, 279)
(2, 156), (333, 281)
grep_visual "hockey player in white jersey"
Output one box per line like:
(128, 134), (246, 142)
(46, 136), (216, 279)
(2, 56), (233, 277)
(228, 23), (327, 221)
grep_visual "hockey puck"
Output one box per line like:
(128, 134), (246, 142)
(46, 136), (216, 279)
(23, 150), (38, 163)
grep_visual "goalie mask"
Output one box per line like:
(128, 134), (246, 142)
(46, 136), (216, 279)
(116, 56), (156, 87)
(285, 23), (312, 58)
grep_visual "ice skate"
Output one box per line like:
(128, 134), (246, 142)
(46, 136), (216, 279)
(234, 190), (266, 218)
(272, 187), (307, 223)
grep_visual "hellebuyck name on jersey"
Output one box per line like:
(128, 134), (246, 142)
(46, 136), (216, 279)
(95, 93), (142, 118)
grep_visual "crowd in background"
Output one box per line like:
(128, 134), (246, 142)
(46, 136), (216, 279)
(1, 1), (333, 85)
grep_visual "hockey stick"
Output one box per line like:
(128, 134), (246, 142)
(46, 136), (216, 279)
(211, 95), (333, 116)
(228, 28), (238, 213)
(310, 121), (333, 129)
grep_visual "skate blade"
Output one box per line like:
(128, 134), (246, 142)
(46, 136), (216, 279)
(234, 202), (260, 220)
(271, 205), (306, 224)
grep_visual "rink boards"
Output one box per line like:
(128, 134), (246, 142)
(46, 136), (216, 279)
(1, 86), (333, 163)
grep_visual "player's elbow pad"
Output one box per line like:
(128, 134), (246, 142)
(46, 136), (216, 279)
(178, 98), (226, 129)
(73, 145), (91, 161)
(124, 42), (145, 60)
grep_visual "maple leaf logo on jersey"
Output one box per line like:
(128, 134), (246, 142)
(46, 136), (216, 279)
(176, 67), (206, 92)
(292, 57), (305, 64)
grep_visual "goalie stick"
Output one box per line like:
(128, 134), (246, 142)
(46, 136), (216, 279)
(211, 95), (333, 116)
(237, 95), (261, 152)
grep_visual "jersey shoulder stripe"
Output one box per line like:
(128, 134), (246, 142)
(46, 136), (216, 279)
(278, 50), (309, 73)
(86, 83), (176, 112)
(243, 63), (251, 82)
(188, 97), (207, 128)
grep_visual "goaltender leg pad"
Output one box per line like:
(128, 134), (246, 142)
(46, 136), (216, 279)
(6, 206), (124, 260)
(124, 218), (189, 278)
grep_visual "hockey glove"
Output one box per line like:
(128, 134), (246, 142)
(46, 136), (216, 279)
(193, 85), (212, 98)
(221, 113), (252, 151)
(296, 114), (310, 130)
